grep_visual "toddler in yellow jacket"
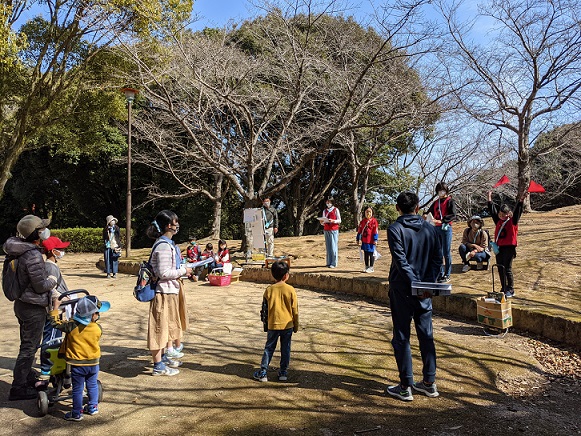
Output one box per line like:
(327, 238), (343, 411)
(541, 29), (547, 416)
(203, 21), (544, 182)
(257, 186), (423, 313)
(51, 295), (110, 421)
(253, 261), (299, 382)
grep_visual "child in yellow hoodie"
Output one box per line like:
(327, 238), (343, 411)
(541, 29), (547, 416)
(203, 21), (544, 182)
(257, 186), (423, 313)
(253, 261), (299, 382)
(51, 295), (110, 421)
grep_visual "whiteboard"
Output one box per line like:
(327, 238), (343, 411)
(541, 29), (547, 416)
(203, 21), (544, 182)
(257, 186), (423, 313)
(243, 208), (265, 250)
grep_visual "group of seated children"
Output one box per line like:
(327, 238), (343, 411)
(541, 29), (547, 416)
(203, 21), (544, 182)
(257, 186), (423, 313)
(185, 236), (230, 281)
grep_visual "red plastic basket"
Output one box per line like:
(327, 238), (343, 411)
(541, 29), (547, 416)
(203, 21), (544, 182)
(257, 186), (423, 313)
(208, 273), (231, 286)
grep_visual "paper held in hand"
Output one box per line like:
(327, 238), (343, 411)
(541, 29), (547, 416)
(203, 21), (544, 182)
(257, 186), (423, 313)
(425, 212), (435, 225)
(317, 216), (330, 224)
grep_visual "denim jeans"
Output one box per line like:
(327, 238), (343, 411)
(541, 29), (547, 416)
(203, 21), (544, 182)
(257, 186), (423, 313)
(389, 288), (436, 387)
(437, 226), (452, 278)
(40, 319), (62, 373)
(458, 244), (490, 264)
(12, 300), (47, 389)
(104, 248), (119, 274)
(71, 365), (99, 413)
(260, 328), (293, 373)
(324, 230), (339, 267)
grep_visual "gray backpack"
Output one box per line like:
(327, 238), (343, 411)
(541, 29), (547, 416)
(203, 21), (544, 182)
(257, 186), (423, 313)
(2, 254), (24, 301)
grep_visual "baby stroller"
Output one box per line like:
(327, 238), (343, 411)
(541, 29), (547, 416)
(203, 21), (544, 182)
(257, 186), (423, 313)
(37, 290), (103, 417)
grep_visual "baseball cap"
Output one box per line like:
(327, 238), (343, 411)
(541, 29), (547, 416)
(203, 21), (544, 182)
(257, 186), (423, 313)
(73, 296), (111, 325)
(17, 215), (51, 239)
(42, 236), (70, 252)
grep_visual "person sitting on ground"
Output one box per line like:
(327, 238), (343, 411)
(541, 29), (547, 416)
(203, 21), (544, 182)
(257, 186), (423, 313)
(201, 243), (216, 279)
(185, 235), (202, 282)
(214, 239), (230, 270)
(458, 216), (490, 272)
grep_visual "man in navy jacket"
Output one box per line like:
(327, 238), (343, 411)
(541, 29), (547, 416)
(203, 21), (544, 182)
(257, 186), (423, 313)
(386, 192), (442, 401)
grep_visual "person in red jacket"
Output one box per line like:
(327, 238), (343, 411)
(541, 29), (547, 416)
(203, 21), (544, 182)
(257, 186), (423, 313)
(427, 182), (456, 283)
(320, 197), (341, 268)
(356, 206), (379, 273)
(488, 190), (529, 298)
(215, 239), (230, 268)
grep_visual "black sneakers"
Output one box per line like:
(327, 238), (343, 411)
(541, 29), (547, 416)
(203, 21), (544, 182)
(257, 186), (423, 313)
(9, 386), (37, 401)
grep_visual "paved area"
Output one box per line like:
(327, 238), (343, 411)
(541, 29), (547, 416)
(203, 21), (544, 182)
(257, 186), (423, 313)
(0, 254), (579, 435)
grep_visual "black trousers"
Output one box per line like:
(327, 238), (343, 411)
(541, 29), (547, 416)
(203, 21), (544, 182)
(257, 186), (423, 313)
(12, 300), (47, 389)
(364, 251), (375, 268)
(495, 246), (516, 291)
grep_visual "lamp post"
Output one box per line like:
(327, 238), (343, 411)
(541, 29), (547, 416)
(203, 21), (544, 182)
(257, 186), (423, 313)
(121, 87), (138, 258)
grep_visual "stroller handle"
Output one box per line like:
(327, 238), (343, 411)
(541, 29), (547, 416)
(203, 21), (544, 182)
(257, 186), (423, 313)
(57, 289), (90, 306)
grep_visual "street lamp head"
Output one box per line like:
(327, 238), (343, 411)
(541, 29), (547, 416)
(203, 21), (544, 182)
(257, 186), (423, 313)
(121, 87), (139, 102)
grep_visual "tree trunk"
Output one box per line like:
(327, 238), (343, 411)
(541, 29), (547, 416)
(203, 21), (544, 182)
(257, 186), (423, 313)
(518, 129), (532, 212)
(0, 104), (31, 200)
(210, 174), (224, 239)
(211, 199), (222, 239)
(294, 210), (308, 237)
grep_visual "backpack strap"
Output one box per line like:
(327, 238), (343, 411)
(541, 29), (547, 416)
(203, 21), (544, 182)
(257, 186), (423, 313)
(148, 240), (171, 263)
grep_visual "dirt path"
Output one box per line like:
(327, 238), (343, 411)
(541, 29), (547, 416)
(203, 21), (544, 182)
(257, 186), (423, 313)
(0, 253), (580, 435)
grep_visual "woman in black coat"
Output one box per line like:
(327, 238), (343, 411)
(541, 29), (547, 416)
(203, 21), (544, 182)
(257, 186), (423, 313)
(103, 215), (122, 278)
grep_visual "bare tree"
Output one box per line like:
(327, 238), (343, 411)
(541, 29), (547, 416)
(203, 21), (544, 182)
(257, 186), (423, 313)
(122, 0), (442, 241)
(531, 122), (581, 209)
(434, 0), (581, 210)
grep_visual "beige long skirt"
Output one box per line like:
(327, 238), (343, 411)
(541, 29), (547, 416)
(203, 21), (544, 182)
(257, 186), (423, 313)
(147, 283), (188, 350)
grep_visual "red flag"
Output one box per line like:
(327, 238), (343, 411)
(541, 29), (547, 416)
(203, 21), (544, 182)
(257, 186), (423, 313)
(493, 175), (510, 188)
(528, 180), (546, 193)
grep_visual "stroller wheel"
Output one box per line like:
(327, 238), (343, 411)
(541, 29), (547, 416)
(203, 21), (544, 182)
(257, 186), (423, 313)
(97, 380), (103, 402)
(37, 390), (49, 416)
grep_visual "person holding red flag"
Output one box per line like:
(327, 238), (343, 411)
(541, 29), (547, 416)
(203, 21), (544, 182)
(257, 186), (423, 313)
(487, 190), (530, 298)
(427, 182), (457, 283)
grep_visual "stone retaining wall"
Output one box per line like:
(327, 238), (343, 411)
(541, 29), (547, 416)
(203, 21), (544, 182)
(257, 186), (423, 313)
(97, 260), (580, 349)
(240, 266), (581, 350)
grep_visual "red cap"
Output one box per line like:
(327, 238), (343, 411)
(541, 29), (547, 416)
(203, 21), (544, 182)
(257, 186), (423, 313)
(42, 236), (70, 252)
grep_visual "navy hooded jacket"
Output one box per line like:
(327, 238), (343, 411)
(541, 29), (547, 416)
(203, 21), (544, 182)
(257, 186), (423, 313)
(387, 214), (442, 293)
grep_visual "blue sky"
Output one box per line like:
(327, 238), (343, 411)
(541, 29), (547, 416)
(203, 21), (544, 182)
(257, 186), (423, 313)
(15, 0), (377, 30)
(192, 0), (255, 29)
(191, 0), (377, 29)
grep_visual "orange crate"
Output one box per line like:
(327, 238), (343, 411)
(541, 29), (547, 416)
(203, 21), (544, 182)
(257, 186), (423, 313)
(208, 274), (231, 286)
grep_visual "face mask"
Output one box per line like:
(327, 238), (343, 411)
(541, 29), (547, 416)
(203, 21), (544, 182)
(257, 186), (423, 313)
(55, 250), (65, 259)
(263, 202), (270, 208)
(326, 203), (332, 208)
(39, 228), (51, 241)
(438, 190), (447, 198)
(472, 223), (480, 229)
(190, 241), (196, 245)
